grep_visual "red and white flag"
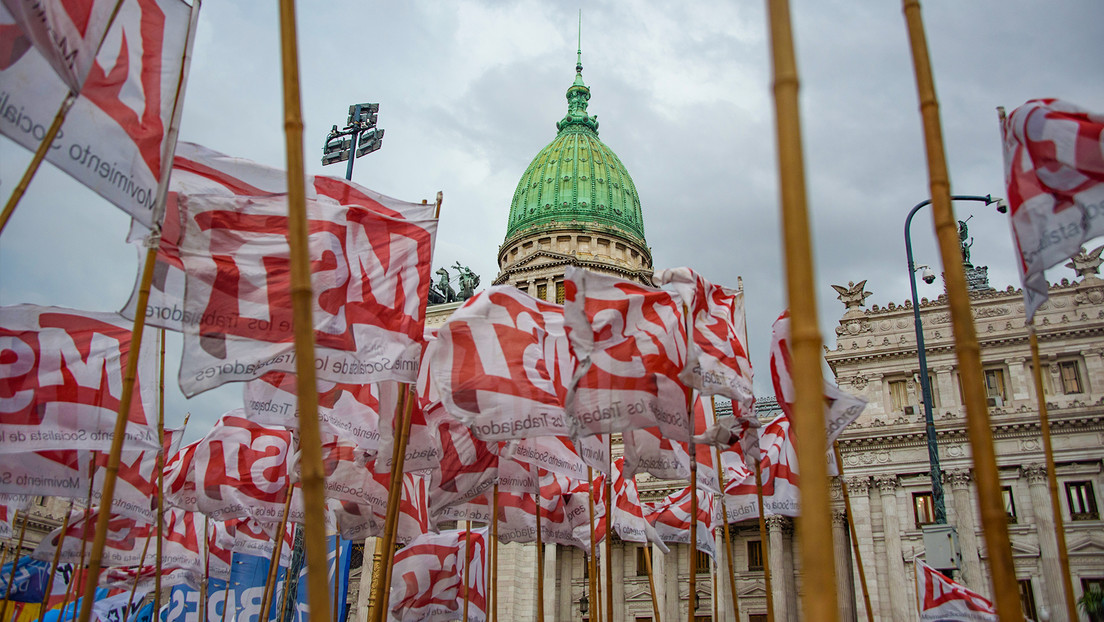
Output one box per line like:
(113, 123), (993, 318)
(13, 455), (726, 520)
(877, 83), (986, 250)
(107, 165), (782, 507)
(1001, 99), (1104, 320)
(0, 305), (159, 453)
(721, 415), (800, 521)
(915, 558), (997, 621)
(388, 527), (488, 622)
(0, 494), (30, 539)
(501, 433), (604, 482)
(190, 413), (293, 522)
(646, 484), (716, 559)
(428, 420), (499, 520)
(34, 507), (204, 572)
(230, 517), (294, 567)
(427, 286), (573, 441)
(656, 268), (754, 411)
(563, 267), (690, 440)
(175, 192), (437, 396)
(609, 457), (667, 551)
(377, 382), (440, 474)
(162, 437), (199, 512)
(0, 449), (89, 498)
(0, 0), (194, 227)
(770, 310), (866, 445)
(89, 427), (182, 522)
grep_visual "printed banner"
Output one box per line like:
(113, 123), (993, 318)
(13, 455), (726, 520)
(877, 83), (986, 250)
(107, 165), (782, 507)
(0, 305), (159, 453)
(915, 558), (997, 621)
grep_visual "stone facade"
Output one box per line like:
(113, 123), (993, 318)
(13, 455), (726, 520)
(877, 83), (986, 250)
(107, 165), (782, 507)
(826, 272), (1104, 622)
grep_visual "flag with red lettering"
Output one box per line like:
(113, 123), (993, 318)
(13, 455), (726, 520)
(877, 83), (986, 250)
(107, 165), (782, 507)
(0, 0), (194, 227)
(915, 558), (997, 621)
(124, 142), (438, 333)
(563, 267), (690, 440)
(163, 437), (199, 512)
(501, 433), (606, 481)
(0, 494), (29, 539)
(0, 305), (159, 452)
(230, 518), (294, 567)
(646, 484), (716, 559)
(388, 527), (488, 622)
(609, 457), (667, 551)
(428, 420), (499, 520)
(175, 192), (437, 396)
(720, 415), (800, 521)
(427, 286), (573, 441)
(656, 268), (754, 410)
(377, 382), (440, 474)
(89, 427), (182, 522)
(0, 450), (89, 498)
(190, 413), (293, 522)
(2, 0), (119, 90)
(1001, 99), (1104, 320)
(33, 507), (204, 572)
(770, 310), (866, 445)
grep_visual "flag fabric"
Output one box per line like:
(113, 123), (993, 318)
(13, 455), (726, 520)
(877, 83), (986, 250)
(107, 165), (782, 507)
(0, 450), (89, 498)
(914, 558), (998, 621)
(174, 192), (437, 396)
(91, 584), (153, 621)
(0, 493), (30, 539)
(0, 0), (193, 227)
(646, 484), (716, 559)
(609, 457), (667, 551)
(656, 268), (754, 410)
(500, 433), (605, 482)
(90, 427), (182, 522)
(1001, 99), (1104, 320)
(388, 527), (488, 622)
(376, 382), (441, 474)
(428, 420), (499, 521)
(2, 0), (119, 90)
(427, 286), (573, 441)
(720, 415), (800, 522)
(34, 507), (204, 573)
(190, 413), (292, 522)
(0, 305), (159, 453)
(770, 310), (866, 445)
(162, 438), (199, 513)
(563, 267), (690, 440)
(0, 557), (70, 603)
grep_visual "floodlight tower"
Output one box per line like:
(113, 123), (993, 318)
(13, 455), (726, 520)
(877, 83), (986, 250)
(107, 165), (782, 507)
(322, 103), (384, 180)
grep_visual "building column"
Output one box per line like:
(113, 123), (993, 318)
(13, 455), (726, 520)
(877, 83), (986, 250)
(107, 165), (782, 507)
(612, 542), (625, 622)
(716, 526), (733, 622)
(357, 537), (380, 619)
(781, 519), (798, 622)
(944, 469), (984, 595)
(1024, 464), (1070, 622)
(543, 542), (557, 619)
(664, 545), (679, 622)
(766, 515), (789, 622)
(875, 475), (909, 622)
(845, 476), (878, 620)
(833, 509), (856, 622)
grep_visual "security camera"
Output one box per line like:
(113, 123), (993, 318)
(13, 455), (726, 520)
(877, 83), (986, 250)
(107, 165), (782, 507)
(920, 266), (936, 285)
(996, 199), (1009, 214)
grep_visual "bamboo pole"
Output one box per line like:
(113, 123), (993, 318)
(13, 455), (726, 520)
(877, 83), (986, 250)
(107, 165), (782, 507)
(0, 511), (30, 620)
(900, 2), (1021, 619)
(463, 522), (473, 622)
(586, 468), (599, 622)
(765, 0), (838, 620)
(259, 486), (295, 622)
(536, 498), (545, 622)
(333, 535), (342, 622)
(372, 387), (416, 622)
(62, 479), (97, 622)
(491, 484), (499, 622)
(643, 544), (661, 622)
(124, 532), (154, 619)
(155, 329), (166, 618)
(755, 456), (774, 622)
(604, 437), (613, 622)
(219, 570), (233, 622)
(688, 455), (698, 622)
(0, 92), (76, 237)
(1027, 326), (1079, 622)
(278, 0), (331, 611)
(832, 443), (874, 622)
(714, 445), (740, 622)
(200, 517), (211, 622)
(39, 500), (74, 622)
(275, 525), (299, 622)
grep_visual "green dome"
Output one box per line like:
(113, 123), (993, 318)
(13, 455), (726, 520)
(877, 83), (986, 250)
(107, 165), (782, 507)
(504, 57), (647, 245)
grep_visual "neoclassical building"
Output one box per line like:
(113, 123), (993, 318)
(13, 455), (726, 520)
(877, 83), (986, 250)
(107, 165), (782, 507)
(827, 256), (1104, 622)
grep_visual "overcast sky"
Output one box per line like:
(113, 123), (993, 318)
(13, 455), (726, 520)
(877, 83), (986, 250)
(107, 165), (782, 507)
(1, 0), (1102, 442)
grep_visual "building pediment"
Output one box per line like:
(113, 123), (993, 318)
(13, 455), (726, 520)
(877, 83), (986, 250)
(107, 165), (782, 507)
(1068, 531), (1104, 556)
(500, 249), (576, 274)
(737, 582), (768, 598)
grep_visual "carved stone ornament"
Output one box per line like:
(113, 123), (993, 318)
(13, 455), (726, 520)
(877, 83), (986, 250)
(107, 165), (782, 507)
(852, 376), (869, 390)
(875, 475), (898, 494)
(1066, 244), (1104, 278)
(765, 515), (790, 531)
(1021, 464), (1047, 485)
(846, 476), (871, 495)
(832, 509), (848, 526)
(943, 469), (972, 489)
(832, 280), (873, 310)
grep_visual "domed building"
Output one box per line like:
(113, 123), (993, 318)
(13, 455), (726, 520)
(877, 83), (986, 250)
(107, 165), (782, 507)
(494, 48), (653, 302)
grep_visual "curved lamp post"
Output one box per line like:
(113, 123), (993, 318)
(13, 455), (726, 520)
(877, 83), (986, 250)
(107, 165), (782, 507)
(904, 194), (1003, 524)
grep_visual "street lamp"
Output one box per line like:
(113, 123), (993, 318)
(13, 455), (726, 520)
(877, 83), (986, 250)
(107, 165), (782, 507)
(322, 102), (384, 181)
(904, 194), (1001, 527)
(579, 593), (589, 615)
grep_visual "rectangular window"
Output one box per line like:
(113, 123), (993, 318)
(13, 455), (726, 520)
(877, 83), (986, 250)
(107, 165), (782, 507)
(747, 540), (764, 571)
(914, 492), (936, 527)
(922, 373), (940, 409)
(749, 615), (769, 622)
(694, 549), (710, 574)
(636, 546), (649, 577)
(984, 368), (1007, 400)
(888, 379), (909, 412)
(1059, 361), (1084, 394)
(536, 283), (547, 300)
(1018, 579), (1038, 621)
(1002, 486), (1017, 523)
(1066, 481), (1099, 520)
(1031, 363), (1052, 396)
(555, 281), (566, 304)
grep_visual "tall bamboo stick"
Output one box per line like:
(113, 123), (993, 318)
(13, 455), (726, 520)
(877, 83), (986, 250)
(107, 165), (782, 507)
(536, 498), (545, 621)
(765, 0), (838, 620)
(275, 525), (300, 622)
(688, 449), (698, 622)
(491, 484), (499, 622)
(604, 437), (613, 622)
(259, 486), (295, 622)
(586, 467), (599, 622)
(900, 2), (1021, 619)
(124, 532), (154, 618)
(155, 328), (166, 618)
(714, 445), (740, 622)
(755, 457), (774, 622)
(39, 500), (75, 622)
(0, 511), (30, 620)
(277, 0), (331, 617)
(1027, 326), (1079, 622)
(333, 535), (342, 622)
(832, 443), (873, 622)
(463, 522), (473, 622)
(0, 92), (76, 237)
(372, 387), (416, 622)
(219, 570), (233, 622)
(642, 544), (661, 622)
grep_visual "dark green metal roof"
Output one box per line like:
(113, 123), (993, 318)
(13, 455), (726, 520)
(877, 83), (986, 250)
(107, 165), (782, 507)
(504, 55), (647, 245)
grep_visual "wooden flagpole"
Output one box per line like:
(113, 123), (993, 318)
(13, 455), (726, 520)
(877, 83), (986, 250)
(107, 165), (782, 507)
(275, 525), (299, 622)
(604, 437), (613, 622)
(463, 522), (473, 622)
(62, 467), (97, 622)
(124, 532), (154, 618)
(277, 0), (331, 616)
(766, 0), (839, 620)
(372, 386), (417, 622)
(333, 534), (342, 622)
(713, 445), (740, 621)
(219, 569), (233, 622)
(832, 443), (873, 622)
(0, 92), (76, 237)
(1027, 325), (1079, 622)
(366, 386), (411, 622)
(900, 3), (1021, 619)
(755, 456), (774, 622)
(492, 483), (499, 622)
(38, 500), (74, 622)
(259, 486), (295, 622)
(684, 382), (697, 622)
(0, 511), (30, 620)
(536, 495), (545, 622)
(200, 517), (211, 622)
(155, 328), (167, 618)
(642, 544), (661, 622)
(586, 467), (599, 622)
